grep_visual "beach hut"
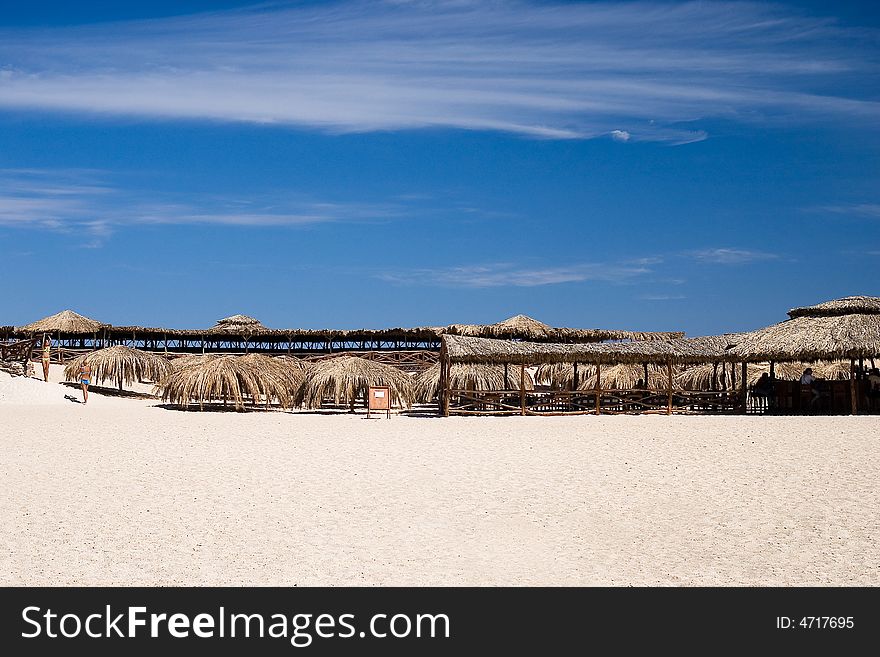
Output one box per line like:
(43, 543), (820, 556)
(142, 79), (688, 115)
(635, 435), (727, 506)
(728, 295), (880, 413)
(63, 345), (172, 391)
(158, 354), (292, 410)
(415, 362), (534, 403)
(296, 356), (414, 411)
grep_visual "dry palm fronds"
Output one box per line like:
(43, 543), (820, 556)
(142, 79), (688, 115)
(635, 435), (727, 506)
(156, 354), (292, 410)
(208, 314), (268, 334)
(788, 296), (880, 318)
(675, 362), (765, 390)
(414, 362), (534, 402)
(731, 296), (880, 362)
(580, 363), (670, 390)
(534, 362), (594, 389)
(443, 333), (742, 366)
(296, 356), (414, 410)
(64, 346), (172, 390)
(238, 353), (307, 394)
(19, 309), (107, 334)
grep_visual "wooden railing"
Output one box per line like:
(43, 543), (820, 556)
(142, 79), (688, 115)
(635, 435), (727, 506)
(1, 338), (35, 363)
(446, 388), (743, 416)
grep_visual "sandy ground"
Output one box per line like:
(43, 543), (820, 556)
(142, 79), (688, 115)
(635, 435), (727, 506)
(1, 365), (878, 586)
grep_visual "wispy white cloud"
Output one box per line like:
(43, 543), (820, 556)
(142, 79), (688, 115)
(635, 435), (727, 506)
(0, 1), (877, 142)
(689, 247), (779, 264)
(638, 294), (686, 301)
(816, 203), (880, 218)
(0, 169), (407, 242)
(378, 261), (651, 288)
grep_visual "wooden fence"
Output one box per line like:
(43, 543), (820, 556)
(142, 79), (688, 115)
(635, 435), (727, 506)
(445, 387), (743, 416)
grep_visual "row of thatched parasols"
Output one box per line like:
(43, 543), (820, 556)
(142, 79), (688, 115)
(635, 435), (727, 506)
(61, 345), (863, 411)
(63, 347), (420, 411)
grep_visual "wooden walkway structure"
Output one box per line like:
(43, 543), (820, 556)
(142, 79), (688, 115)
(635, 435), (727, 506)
(4, 313), (683, 366)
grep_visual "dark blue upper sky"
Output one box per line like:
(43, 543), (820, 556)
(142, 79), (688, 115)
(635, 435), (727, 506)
(1, 0), (878, 335)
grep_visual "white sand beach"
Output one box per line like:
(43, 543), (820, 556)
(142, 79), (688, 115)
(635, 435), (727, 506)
(1, 366), (878, 586)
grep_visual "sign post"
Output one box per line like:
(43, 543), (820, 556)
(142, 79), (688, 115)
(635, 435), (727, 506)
(368, 386), (391, 419)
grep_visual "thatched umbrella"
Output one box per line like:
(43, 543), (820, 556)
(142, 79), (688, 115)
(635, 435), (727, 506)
(208, 314), (268, 333)
(296, 356), (414, 411)
(415, 362), (534, 403)
(580, 363), (669, 390)
(488, 314), (555, 340)
(157, 354), (292, 410)
(676, 362), (765, 390)
(64, 345), (172, 391)
(238, 353), (307, 396)
(534, 362), (594, 389)
(18, 309), (107, 333)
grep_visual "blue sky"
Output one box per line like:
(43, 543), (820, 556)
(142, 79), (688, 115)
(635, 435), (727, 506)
(1, 0), (878, 335)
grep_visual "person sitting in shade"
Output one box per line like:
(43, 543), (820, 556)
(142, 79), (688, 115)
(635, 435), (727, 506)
(868, 368), (880, 411)
(799, 367), (823, 407)
(752, 372), (774, 410)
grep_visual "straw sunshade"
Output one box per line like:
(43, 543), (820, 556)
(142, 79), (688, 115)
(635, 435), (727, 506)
(158, 354), (293, 410)
(581, 363), (669, 390)
(238, 353), (308, 394)
(534, 362), (595, 389)
(296, 356), (414, 410)
(208, 314), (268, 334)
(675, 362), (764, 390)
(19, 309), (107, 334)
(730, 296), (880, 362)
(64, 346), (172, 391)
(443, 334), (740, 366)
(415, 362), (534, 402)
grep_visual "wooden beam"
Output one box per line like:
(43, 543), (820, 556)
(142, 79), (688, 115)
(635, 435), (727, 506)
(741, 362), (748, 414)
(850, 359), (858, 415)
(520, 364), (526, 416)
(595, 363), (601, 415)
(666, 360), (673, 415)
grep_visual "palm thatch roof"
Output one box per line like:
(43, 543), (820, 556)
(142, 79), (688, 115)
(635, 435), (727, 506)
(18, 309), (107, 334)
(64, 346), (172, 391)
(488, 314), (555, 339)
(535, 362), (594, 388)
(208, 314), (268, 334)
(414, 362), (534, 402)
(443, 333), (742, 366)
(238, 353), (308, 394)
(729, 296), (880, 361)
(788, 295), (880, 318)
(581, 363), (670, 390)
(675, 362), (764, 390)
(444, 314), (683, 343)
(296, 356), (414, 410)
(157, 354), (293, 410)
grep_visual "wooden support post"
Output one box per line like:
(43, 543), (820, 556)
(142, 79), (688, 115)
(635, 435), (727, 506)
(711, 362), (718, 391)
(573, 362), (579, 390)
(595, 363), (601, 415)
(520, 364), (526, 416)
(850, 359), (858, 415)
(741, 361), (748, 414)
(769, 361), (775, 380)
(441, 345), (450, 417)
(504, 363), (509, 389)
(643, 362), (649, 389)
(666, 360), (673, 415)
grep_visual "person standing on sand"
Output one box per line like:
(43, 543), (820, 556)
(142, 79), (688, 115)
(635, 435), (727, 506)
(78, 360), (92, 404)
(41, 334), (51, 382)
